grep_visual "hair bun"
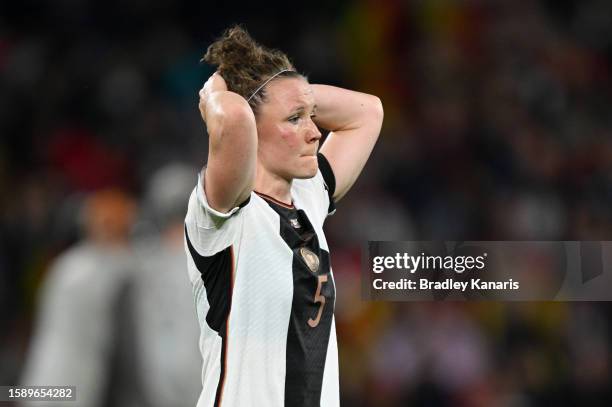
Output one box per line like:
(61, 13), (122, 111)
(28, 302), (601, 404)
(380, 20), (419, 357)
(202, 25), (297, 109)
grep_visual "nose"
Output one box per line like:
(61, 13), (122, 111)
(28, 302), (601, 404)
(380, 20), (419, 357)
(306, 117), (322, 143)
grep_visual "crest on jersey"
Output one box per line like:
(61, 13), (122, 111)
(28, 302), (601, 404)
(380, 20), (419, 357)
(299, 247), (319, 273)
(290, 218), (301, 229)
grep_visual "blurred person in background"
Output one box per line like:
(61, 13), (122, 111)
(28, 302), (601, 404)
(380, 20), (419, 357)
(129, 163), (201, 407)
(19, 169), (203, 407)
(20, 189), (137, 407)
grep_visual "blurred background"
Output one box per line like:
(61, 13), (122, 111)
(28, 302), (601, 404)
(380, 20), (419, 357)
(1, 0), (611, 406)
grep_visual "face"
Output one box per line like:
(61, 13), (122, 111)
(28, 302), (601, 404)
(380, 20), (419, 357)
(255, 77), (322, 181)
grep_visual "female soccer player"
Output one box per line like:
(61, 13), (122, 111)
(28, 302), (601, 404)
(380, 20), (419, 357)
(184, 26), (383, 407)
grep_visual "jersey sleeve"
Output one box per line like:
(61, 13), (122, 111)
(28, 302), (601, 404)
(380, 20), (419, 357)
(184, 169), (249, 258)
(317, 153), (336, 216)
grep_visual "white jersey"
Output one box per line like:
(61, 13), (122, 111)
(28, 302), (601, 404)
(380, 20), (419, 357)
(184, 154), (339, 407)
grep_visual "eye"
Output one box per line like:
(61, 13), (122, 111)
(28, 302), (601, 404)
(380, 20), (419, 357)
(310, 113), (317, 119)
(288, 115), (300, 124)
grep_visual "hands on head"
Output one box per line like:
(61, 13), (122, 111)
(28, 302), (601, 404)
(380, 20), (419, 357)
(199, 72), (229, 122)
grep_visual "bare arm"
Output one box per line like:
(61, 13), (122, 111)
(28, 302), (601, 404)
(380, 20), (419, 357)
(314, 84), (384, 202)
(199, 73), (257, 213)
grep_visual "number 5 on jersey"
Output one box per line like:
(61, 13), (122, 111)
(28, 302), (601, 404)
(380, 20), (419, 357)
(308, 274), (328, 328)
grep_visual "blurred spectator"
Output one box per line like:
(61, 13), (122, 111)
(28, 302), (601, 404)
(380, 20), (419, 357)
(128, 163), (201, 407)
(20, 189), (136, 407)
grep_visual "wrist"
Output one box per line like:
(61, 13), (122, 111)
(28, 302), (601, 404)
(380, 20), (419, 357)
(209, 92), (254, 124)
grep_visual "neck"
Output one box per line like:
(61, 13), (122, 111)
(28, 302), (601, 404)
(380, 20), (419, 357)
(254, 162), (293, 205)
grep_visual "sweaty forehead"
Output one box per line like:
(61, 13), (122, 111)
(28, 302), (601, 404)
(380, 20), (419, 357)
(264, 77), (314, 109)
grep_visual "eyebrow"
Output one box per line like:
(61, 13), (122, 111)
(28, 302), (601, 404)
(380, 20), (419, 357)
(290, 104), (317, 114)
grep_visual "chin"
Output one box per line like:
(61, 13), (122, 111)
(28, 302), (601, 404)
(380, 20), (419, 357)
(294, 160), (318, 179)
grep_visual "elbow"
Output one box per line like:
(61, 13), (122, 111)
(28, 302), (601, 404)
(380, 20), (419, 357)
(367, 95), (384, 124)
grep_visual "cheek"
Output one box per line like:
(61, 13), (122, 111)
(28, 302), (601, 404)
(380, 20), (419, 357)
(278, 126), (300, 150)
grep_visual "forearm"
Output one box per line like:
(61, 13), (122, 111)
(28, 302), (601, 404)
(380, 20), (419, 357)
(311, 84), (383, 132)
(202, 91), (257, 212)
(315, 84), (383, 201)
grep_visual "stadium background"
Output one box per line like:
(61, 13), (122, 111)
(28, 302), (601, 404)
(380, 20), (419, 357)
(1, 0), (611, 405)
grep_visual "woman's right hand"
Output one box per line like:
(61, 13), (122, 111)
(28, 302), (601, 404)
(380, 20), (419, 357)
(199, 72), (228, 123)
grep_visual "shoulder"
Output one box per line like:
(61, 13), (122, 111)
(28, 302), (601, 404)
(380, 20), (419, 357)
(44, 244), (131, 304)
(185, 170), (250, 232)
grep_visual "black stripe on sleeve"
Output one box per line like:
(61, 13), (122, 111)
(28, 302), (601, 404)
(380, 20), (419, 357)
(317, 153), (336, 214)
(184, 226), (233, 407)
(184, 225), (233, 333)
